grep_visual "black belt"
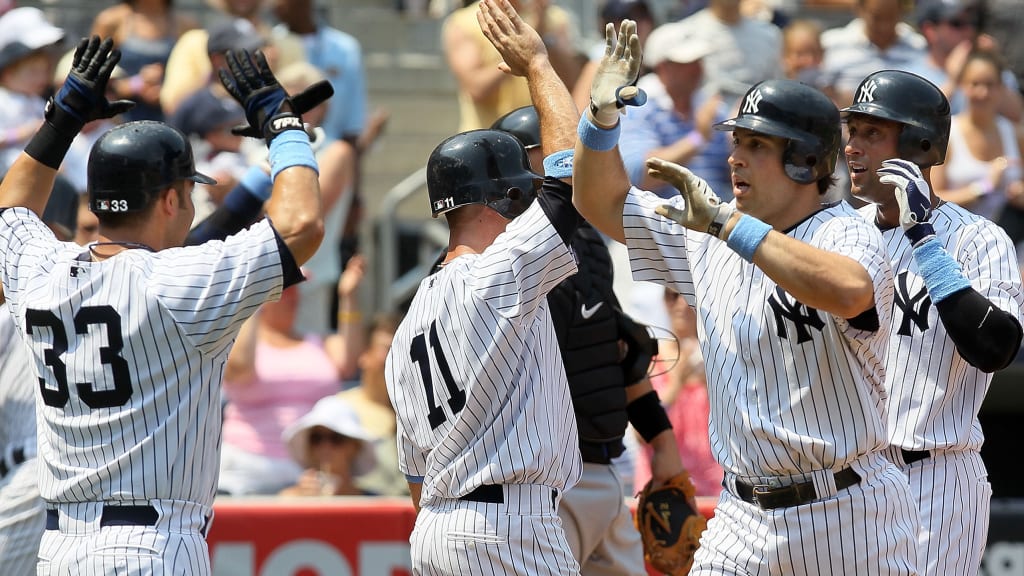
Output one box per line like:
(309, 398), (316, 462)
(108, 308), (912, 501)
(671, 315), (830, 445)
(901, 449), (931, 465)
(734, 467), (862, 510)
(45, 505), (160, 530)
(0, 446), (27, 479)
(458, 484), (558, 507)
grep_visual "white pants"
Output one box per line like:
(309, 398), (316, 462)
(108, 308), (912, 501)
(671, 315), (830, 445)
(692, 452), (921, 575)
(0, 459), (45, 576)
(885, 447), (990, 576)
(411, 484), (580, 575)
(558, 463), (647, 576)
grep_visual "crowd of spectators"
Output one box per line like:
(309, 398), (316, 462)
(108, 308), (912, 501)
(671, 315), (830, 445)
(1, 0), (1023, 501)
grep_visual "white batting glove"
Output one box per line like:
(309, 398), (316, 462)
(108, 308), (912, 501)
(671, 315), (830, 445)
(648, 158), (734, 238)
(877, 158), (935, 246)
(588, 19), (645, 127)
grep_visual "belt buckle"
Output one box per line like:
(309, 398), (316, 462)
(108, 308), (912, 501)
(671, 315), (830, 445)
(751, 483), (796, 510)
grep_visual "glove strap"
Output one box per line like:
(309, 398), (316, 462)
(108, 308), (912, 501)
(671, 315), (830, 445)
(904, 222), (934, 248)
(24, 99), (84, 170)
(725, 214), (771, 261)
(264, 112), (306, 143)
(707, 204), (735, 239)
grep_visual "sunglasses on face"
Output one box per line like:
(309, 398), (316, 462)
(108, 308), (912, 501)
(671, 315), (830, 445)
(943, 18), (975, 29)
(309, 430), (349, 447)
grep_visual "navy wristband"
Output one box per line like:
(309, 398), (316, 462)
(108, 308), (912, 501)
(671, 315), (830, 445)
(543, 149), (574, 178)
(577, 113), (620, 151)
(913, 237), (971, 303)
(725, 214), (772, 261)
(269, 129), (318, 180)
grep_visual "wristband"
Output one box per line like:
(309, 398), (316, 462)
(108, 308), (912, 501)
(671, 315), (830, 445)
(725, 214), (772, 261)
(577, 112), (620, 151)
(543, 149), (574, 178)
(627, 390), (673, 442)
(683, 130), (706, 149)
(268, 129), (318, 180)
(904, 221), (935, 247)
(912, 237), (971, 303)
(239, 165), (273, 202)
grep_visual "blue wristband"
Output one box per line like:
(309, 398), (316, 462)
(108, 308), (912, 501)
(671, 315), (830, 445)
(725, 214), (772, 261)
(912, 237), (971, 303)
(577, 113), (620, 152)
(543, 149), (574, 178)
(239, 165), (273, 202)
(268, 129), (318, 180)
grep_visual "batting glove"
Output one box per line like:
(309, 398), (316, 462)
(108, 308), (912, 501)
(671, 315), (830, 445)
(50, 36), (134, 132)
(218, 50), (334, 144)
(877, 158), (935, 246)
(648, 158), (734, 238)
(588, 19), (645, 127)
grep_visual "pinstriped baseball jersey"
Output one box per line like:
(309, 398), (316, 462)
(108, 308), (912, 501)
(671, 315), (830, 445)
(0, 208), (290, 508)
(858, 202), (1024, 451)
(385, 201), (582, 507)
(622, 188), (894, 478)
(0, 304), (36, 453)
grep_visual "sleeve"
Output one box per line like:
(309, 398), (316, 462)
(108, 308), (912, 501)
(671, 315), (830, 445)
(0, 207), (60, 314)
(618, 107), (662, 186)
(621, 187), (696, 304)
(817, 214), (893, 337)
(395, 413), (429, 478)
(468, 200), (578, 321)
(146, 219), (300, 356)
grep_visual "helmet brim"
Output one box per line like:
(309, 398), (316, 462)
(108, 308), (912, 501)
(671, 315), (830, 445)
(840, 102), (929, 131)
(188, 171), (217, 186)
(714, 115), (810, 143)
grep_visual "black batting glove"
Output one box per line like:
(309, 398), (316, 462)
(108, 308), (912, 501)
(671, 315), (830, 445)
(49, 36), (135, 133)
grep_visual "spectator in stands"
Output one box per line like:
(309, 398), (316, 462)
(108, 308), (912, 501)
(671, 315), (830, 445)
(160, 0), (302, 115)
(618, 23), (732, 200)
(0, 7), (63, 174)
(978, 0), (1024, 93)
(932, 50), (1024, 236)
(443, 0), (580, 131)
(338, 313), (409, 496)
(279, 394), (379, 497)
(91, 0), (199, 122)
(218, 259), (366, 496)
(909, 0), (1021, 122)
(634, 288), (722, 497)
(782, 19), (828, 87)
(670, 0), (782, 106)
(820, 0), (928, 106)
(571, 0), (656, 114)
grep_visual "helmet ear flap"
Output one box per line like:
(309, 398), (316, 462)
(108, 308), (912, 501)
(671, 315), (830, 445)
(783, 139), (823, 185)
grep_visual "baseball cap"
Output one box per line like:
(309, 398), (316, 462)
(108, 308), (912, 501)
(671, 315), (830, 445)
(282, 395), (378, 476)
(0, 7), (64, 72)
(206, 17), (267, 55)
(914, 0), (978, 28)
(168, 88), (245, 137)
(644, 23), (712, 67)
(600, 0), (653, 24)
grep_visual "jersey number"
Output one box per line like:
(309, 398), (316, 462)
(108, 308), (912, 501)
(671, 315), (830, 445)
(25, 306), (134, 409)
(410, 322), (465, 429)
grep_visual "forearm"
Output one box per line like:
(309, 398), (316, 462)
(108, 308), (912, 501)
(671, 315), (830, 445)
(264, 132), (324, 265)
(329, 296), (364, 381)
(408, 482), (422, 515)
(527, 58), (579, 156)
(224, 315), (259, 383)
(572, 119), (629, 243)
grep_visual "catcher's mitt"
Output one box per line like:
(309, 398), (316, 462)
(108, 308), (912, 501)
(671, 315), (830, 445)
(635, 471), (707, 575)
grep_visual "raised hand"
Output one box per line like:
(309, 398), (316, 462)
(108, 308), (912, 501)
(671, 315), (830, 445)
(52, 36), (134, 126)
(588, 19), (644, 126)
(877, 158), (935, 246)
(477, 0), (545, 78)
(648, 158), (734, 238)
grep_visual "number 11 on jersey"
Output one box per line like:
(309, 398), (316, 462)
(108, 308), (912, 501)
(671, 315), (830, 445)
(410, 321), (465, 429)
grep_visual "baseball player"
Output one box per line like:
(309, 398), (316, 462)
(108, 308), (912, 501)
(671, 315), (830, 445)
(844, 69), (1024, 575)
(385, 1), (584, 573)
(0, 37), (327, 575)
(571, 21), (921, 574)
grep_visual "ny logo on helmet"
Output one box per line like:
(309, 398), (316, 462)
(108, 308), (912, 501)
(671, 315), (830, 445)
(742, 89), (763, 115)
(857, 80), (879, 103)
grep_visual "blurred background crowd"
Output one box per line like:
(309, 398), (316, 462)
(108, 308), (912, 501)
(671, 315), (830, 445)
(1, 0), (1023, 501)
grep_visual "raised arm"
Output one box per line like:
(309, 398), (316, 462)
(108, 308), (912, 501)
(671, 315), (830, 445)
(571, 21), (643, 243)
(217, 50), (329, 265)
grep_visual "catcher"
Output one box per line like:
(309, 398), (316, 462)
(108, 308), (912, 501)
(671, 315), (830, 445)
(477, 2), (707, 574)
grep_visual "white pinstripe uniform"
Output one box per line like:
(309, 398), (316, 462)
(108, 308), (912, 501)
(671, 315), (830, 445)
(622, 188), (922, 575)
(860, 201), (1024, 575)
(385, 200), (583, 576)
(0, 208), (295, 576)
(0, 303), (46, 576)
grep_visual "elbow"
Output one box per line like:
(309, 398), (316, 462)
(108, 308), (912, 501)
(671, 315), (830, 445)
(289, 214), (326, 266)
(835, 277), (877, 320)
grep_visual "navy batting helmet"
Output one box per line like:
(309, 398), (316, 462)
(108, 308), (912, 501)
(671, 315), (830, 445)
(715, 79), (841, 185)
(841, 70), (950, 167)
(490, 106), (540, 150)
(426, 129), (541, 219)
(88, 121), (216, 214)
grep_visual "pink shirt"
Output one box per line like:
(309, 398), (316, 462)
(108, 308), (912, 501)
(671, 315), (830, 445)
(222, 335), (341, 458)
(634, 358), (723, 497)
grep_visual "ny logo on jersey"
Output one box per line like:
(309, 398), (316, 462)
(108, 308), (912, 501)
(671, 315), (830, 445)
(742, 89), (763, 115)
(768, 286), (825, 343)
(856, 79), (879, 103)
(894, 271), (931, 336)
